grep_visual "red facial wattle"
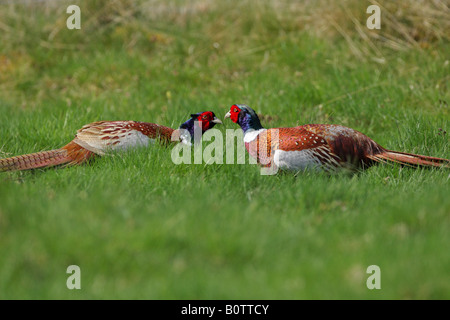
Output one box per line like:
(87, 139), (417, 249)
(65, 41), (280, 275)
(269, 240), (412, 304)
(197, 111), (214, 131)
(230, 105), (241, 123)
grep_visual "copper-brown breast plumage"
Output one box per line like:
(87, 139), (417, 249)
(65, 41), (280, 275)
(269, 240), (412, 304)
(245, 127), (331, 167)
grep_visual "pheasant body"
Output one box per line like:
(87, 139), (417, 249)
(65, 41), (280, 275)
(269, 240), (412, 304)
(244, 124), (389, 171)
(226, 105), (449, 172)
(1, 112), (221, 172)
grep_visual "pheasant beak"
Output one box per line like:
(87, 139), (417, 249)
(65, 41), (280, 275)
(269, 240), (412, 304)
(212, 117), (222, 124)
(224, 111), (231, 119)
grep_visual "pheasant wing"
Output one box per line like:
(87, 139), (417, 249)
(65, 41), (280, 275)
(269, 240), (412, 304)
(73, 121), (174, 155)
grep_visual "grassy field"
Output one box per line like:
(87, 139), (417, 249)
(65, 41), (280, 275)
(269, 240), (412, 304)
(0, 0), (449, 299)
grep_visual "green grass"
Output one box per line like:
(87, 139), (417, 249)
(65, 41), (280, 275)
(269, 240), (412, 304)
(0, 0), (449, 299)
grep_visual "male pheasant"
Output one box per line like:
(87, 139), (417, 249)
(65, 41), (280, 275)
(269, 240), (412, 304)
(225, 104), (449, 172)
(0, 111), (222, 172)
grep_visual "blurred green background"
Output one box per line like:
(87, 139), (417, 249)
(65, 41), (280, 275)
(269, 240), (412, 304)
(0, 0), (449, 299)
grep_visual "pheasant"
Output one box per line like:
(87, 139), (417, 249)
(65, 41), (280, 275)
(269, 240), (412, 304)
(0, 111), (222, 172)
(224, 104), (449, 172)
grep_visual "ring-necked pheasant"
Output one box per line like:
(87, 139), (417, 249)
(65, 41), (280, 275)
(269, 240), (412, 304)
(0, 111), (222, 172)
(225, 104), (449, 172)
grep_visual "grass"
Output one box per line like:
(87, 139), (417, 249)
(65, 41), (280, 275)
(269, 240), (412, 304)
(0, 0), (449, 299)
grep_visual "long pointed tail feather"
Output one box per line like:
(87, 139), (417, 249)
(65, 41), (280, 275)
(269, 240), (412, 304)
(0, 141), (96, 172)
(0, 149), (71, 172)
(369, 150), (449, 168)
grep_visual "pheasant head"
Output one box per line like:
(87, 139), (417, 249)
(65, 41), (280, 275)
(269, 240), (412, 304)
(224, 104), (264, 133)
(178, 111), (222, 145)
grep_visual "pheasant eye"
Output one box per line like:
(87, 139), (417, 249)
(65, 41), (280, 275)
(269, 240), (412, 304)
(202, 115), (208, 120)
